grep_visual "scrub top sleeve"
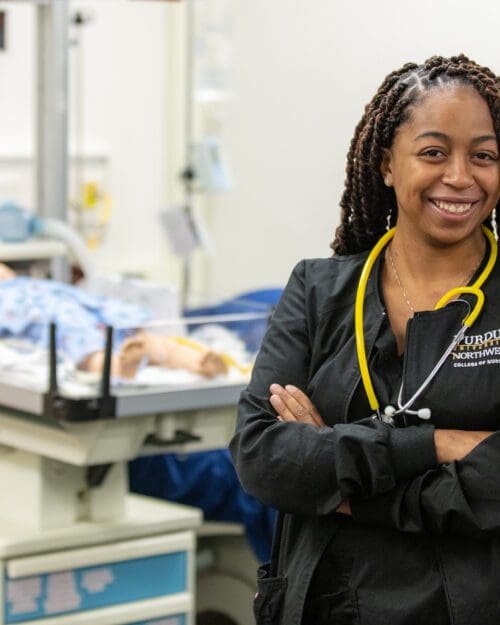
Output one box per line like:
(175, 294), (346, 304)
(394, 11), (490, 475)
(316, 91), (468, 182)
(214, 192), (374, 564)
(230, 260), (437, 517)
(388, 425), (437, 479)
(351, 431), (500, 537)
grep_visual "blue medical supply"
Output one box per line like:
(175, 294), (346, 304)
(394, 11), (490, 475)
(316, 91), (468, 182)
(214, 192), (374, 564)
(129, 450), (277, 563)
(0, 202), (35, 242)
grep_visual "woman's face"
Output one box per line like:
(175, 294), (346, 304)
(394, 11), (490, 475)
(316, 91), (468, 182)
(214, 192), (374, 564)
(381, 84), (500, 247)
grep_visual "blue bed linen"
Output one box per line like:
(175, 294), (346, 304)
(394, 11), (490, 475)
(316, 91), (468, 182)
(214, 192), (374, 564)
(0, 277), (150, 363)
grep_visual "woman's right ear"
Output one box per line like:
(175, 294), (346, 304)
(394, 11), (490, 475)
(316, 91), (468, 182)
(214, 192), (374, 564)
(380, 149), (393, 187)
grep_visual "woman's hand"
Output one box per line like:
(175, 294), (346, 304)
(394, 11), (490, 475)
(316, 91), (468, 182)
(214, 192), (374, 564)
(269, 384), (352, 516)
(434, 429), (492, 464)
(269, 383), (325, 427)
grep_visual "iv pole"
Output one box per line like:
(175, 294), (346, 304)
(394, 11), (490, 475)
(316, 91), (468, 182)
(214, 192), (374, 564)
(180, 0), (196, 310)
(35, 0), (70, 281)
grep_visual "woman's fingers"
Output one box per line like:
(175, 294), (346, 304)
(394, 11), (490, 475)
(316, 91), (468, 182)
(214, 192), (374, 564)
(284, 384), (325, 426)
(270, 384), (304, 422)
(269, 391), (298, 422)
(269, 383), (325, 427)
(270, 384), (312, 423)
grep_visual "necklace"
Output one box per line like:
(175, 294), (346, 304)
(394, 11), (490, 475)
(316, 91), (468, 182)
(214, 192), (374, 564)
(387, 246), (483, 314)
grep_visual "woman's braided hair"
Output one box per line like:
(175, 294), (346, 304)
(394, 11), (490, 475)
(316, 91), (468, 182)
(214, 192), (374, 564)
(332, 55), (500, 255)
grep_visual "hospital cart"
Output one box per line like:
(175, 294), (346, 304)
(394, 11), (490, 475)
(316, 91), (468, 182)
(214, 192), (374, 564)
(0, 320), (256, 625)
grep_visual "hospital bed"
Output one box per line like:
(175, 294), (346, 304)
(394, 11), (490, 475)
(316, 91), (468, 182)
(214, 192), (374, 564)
(0, 307), (270, 625)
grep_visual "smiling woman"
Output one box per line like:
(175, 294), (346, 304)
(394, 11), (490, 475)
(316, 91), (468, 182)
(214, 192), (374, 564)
(230, 55), (500, 625)
(380, 83), (500, 351)
(382, 87), (498, 240)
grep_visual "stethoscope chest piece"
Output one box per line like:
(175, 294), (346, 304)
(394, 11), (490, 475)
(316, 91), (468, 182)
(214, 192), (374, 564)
(381, 405), (396, 426)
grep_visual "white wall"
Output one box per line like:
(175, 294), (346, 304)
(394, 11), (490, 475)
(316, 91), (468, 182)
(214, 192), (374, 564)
(0, 0), (499, 301)
(0, 0), (174, 280)
(70, 1), (170, 279)
(206, 0), (500, 296)
(0, 2), (36, 206)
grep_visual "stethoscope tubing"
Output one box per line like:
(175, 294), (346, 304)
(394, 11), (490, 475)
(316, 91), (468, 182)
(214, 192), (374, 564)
(355, 225), (498, 423)
(395, 322), (467, 416)
(354, 228), (397, 415)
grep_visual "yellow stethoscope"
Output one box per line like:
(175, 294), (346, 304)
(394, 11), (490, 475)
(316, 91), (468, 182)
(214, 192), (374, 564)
(355, 225), (498, 425)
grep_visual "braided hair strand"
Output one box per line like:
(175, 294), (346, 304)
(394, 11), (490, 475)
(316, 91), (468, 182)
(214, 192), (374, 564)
(332, 55), (500, 255)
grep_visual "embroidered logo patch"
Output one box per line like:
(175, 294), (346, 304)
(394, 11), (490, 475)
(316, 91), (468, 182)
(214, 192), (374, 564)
(452, 328), (500, 368)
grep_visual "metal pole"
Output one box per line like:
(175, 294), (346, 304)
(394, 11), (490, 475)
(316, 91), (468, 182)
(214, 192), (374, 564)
(36, 0), (70, 280)
(181, 0), (195, 309)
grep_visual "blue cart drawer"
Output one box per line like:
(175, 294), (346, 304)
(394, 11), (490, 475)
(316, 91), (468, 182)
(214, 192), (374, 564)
(4, 533), (193, 623)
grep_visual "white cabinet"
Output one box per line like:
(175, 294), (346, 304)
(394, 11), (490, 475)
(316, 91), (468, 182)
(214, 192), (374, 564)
(2, 531), (196, 625)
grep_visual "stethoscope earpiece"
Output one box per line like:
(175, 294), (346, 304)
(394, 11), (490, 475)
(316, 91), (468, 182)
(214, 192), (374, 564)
(382, 405), (396, 426)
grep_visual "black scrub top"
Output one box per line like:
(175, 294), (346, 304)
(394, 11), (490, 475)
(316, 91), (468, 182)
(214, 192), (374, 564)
(303, 254), (496, 625)
(234, 250), (500, 625)
(304, 306), (452, 625)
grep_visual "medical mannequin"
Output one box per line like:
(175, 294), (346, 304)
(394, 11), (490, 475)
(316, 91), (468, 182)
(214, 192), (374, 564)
(82, 332), (227, 379)
(231, 55), (500, 625)
(0, 263), (227, 379)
